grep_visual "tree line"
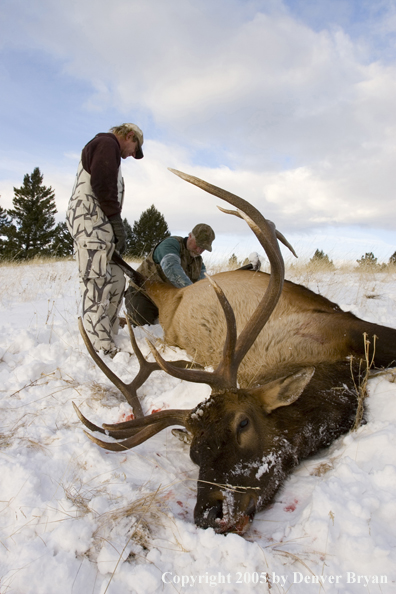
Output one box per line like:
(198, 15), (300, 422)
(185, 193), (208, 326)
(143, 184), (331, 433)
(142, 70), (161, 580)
(0, 167), (170, 261)
(2, 167), (396, 266)
(310, 248), (396, 269)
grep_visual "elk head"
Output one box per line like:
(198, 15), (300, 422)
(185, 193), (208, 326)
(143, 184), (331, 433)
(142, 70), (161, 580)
(183, 366), (314, 532)
(74, 169), (308, 534)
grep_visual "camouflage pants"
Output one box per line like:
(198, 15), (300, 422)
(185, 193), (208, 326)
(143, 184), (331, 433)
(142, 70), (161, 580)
(66, 178), (125, 353)
(78, 263), (125, 352)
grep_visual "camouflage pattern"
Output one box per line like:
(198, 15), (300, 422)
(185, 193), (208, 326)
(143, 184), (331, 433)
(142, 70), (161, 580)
(66, 162), (125, 353)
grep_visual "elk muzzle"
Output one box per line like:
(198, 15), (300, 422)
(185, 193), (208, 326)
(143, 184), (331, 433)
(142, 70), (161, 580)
(194, 485), (257, 535)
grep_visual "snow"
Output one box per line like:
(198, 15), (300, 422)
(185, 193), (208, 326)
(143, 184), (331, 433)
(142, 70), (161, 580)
(1, 259), (396, 593)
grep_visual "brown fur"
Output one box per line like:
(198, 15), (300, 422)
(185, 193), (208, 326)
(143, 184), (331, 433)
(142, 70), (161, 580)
(82, 172), (396, 535)
(95, 172), (396, 534)
(145, 270), (395, 387)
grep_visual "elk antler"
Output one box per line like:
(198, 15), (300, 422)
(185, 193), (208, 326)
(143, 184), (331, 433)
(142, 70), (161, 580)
(73, 270), (243, 451)
(167, 168), (293, 385)
(75, 169), (295, 451)
(78, 316), (202, 417)
(119, 169), (292, 392)
(143, 274), (239, 389)
(73, 401), (191, 451)
(74, 314), (203, 451)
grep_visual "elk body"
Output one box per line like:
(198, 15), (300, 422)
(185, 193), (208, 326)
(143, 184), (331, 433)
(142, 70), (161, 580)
(146, 269), (396, 388)
(75, 169), (396, 535)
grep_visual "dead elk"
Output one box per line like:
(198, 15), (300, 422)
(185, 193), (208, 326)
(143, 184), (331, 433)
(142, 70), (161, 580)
(74, 169), (396, 535)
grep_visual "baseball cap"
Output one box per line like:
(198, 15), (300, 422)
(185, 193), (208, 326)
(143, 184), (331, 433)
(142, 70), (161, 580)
(192, 224), (215, 252)
(128, 124), (144, 159)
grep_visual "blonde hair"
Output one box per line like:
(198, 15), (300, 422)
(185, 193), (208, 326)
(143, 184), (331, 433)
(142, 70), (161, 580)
(109, 123), (144, 145)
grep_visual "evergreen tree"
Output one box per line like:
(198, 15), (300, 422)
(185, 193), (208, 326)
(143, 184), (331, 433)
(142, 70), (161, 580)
(0, 204), (9, 229)
(309, 249), (334, 268)
(228, 253), (240, 269)
(51, 222), (74, 258)
(389, 251), (396, 265)
(123, 217), (136, 257)
(130, 205), (170, 257)
(0, 204), (13, 259)
(0, 205), (11, 239)
(356, 252), (378, 268)
(8, 168), (57, 259)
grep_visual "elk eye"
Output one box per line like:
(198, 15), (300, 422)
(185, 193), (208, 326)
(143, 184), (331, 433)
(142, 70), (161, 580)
(239, 418), (249, 429)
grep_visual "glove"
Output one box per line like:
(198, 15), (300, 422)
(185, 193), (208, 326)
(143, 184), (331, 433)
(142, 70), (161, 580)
(109, 213), (126, 254)
(249, 252), (261, 271)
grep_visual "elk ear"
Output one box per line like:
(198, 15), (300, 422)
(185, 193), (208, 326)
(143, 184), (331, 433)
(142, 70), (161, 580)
(248, 367), (315, 413)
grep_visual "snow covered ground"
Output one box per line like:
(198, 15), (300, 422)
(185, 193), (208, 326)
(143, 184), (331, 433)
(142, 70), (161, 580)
(1, 259), (396, 594)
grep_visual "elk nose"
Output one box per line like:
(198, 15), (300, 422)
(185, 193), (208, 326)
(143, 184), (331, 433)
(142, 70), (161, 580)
(206, 500), (224, 525)
(194, 497), (223, 529)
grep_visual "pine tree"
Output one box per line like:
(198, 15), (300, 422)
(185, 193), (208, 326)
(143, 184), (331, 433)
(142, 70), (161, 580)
(0, 204), (11, 238)
(123, 217), (136, 257)
(0, 204), (14, 259)
(228, 253), (240, 269)
(0, 204), (9, 229)
(7, 168), (57, 259)
(130, 205), (170, 257)
(309, 249), (334, 268)
(389, 251), (396, 265)
(356, 252), (378, 268)
(51, 222), (74, 258)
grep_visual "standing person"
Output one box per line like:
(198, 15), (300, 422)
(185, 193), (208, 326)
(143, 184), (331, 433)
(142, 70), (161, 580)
(125, 224), (215, 326)
(66, 123), (144, 357)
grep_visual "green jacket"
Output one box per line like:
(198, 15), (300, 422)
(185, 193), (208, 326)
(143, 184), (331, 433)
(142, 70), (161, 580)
(137, 236), (205, 286)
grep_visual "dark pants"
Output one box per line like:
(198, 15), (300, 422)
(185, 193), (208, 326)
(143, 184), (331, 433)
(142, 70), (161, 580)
(124, 285), (159, 326)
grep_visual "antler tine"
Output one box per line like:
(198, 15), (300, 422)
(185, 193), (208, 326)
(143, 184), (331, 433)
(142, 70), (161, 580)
(73, 401), (191, 450)
(140, 274), (239, 389)
(217, 205), (297, 258)
(83, 421), (180, 451)
(123, 318), (165, 413)
(78, 317), (144, 417)
(275, 229), (297, 259)
(206, 275), (238, 387)
(79, 317), (203, 415)
(146, 340), (228, 389)
(169, 169), (283, 272)
(125, 314), (145, 363)
(73, 401), (106, 435)
(102, 408), (191, 432)
(231, 210), (284, 369)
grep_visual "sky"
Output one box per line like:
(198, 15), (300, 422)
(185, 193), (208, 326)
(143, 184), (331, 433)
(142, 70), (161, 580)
(0, 0), (396, 262)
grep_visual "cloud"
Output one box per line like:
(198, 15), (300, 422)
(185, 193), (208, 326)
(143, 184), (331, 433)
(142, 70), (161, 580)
(1, 0), (396, 239)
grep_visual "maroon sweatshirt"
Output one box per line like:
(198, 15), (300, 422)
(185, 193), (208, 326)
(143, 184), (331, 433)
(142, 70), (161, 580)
(81, 133), (122, 218)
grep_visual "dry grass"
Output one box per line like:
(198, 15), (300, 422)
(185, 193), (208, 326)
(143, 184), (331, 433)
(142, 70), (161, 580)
(91, 488), (166, 551)
(123, 255), (144, 267)
(0, 258), (79, 309)
(61, 475), (174, 593)
(92, 488), (170, 594)
(2, 253), (395, 275)
(351, 333), (377, 432)
(56, 460), (172, 554)
(0, 255), (74, 268)
(204, 255), (396, 284)
(87, 381), (125, 406)
(310, 461), (334, 477)
(0, 410), (50, 451)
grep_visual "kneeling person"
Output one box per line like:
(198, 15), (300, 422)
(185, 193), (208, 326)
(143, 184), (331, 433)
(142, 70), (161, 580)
(125, 223), (215, 326)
